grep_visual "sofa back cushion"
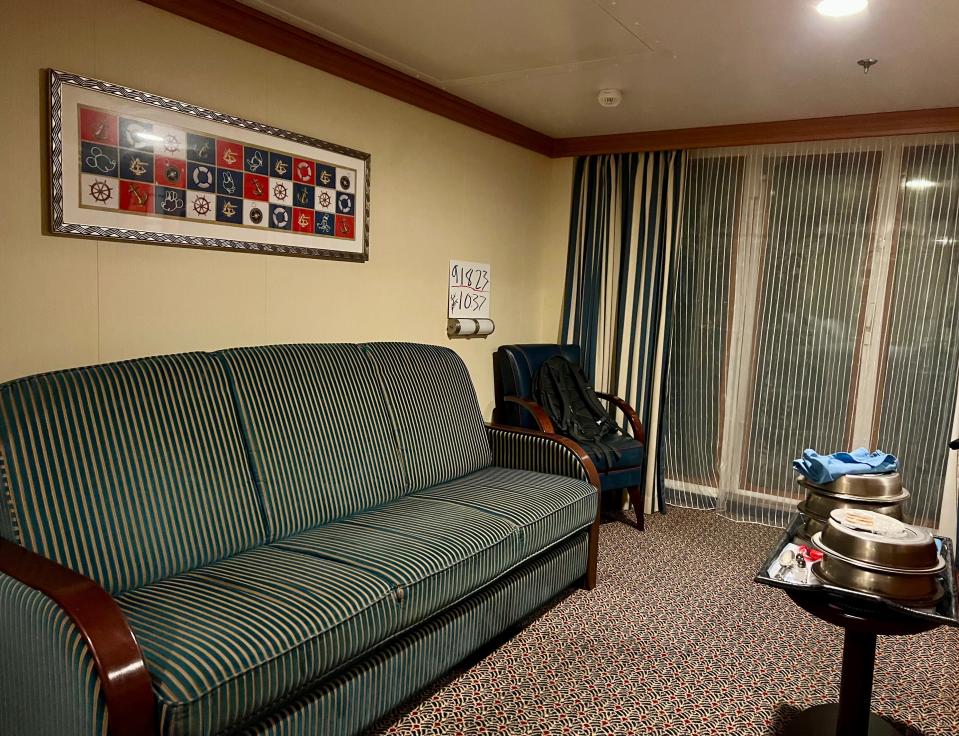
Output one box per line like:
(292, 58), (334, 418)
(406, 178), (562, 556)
(361, 343), (491, 492)
(0, 353), (266, 595)
(216, 344), (407, 537)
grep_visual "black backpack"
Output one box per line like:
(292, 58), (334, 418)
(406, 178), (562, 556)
(532, 355), (623, 467)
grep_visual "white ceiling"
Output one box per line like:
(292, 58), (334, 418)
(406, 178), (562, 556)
(240, 0), (959, 138)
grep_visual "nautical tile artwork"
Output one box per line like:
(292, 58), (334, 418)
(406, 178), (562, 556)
(77, 104), (357, 240)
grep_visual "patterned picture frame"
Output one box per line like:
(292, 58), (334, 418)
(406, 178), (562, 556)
(48, 69), (371, 262)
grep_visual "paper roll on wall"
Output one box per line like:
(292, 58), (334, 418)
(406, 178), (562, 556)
(447, 318), (496, 338)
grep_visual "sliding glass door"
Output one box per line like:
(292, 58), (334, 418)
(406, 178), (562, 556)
(872, 143), (959, 527)
(739, 151), (881, 515)
(664, 135), (959, 532)
(663, 156), (743, 503)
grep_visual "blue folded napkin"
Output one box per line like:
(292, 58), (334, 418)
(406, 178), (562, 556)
(793, 448), (898, 485)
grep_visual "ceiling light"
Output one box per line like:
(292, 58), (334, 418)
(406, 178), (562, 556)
(905, 178), (936, 191)
(816, 0), (868, 17)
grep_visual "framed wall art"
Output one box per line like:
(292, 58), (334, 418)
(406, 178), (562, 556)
(48, 69), (370, 261)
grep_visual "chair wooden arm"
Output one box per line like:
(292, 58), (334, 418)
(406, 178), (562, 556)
(502, 395), (555, 434)
(595, 392), (646, 444)
(0, 539), (156, 736)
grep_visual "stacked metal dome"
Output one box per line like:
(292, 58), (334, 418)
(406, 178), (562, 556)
(811, 508), (945, 605)
(796, 472), (909, 538)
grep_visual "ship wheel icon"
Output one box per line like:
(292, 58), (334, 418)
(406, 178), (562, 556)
(273, 182), (288, 201)
(192, 195), (211, 216)
(89, 178), (112, 203)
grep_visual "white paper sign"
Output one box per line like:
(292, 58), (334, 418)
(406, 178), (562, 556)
(449, 260), (491, 318)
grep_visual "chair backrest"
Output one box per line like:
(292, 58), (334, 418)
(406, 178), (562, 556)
(0, 353), (266, 595)
(216, 344), (408, 538)
(361, 343), (491, 492)
(493, 344), (582, 429)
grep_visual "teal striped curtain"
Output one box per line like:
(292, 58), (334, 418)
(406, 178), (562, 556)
(561, 152), (686, 513)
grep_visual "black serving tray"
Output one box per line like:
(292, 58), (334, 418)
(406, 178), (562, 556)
(755, 514), (959, 628)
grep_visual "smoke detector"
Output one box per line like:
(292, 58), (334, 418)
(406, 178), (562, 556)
(598, 89), (622, 108)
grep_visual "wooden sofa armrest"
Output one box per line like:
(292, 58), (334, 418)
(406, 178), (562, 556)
(502, 396), (555, 434)
(595, 392), (646, 444)
(0, 539), (156, 736)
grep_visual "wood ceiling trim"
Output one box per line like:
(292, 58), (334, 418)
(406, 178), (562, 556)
(554, 107), (959, 156)
(141, 1), (959, 159)
(139, 0), (556, 156)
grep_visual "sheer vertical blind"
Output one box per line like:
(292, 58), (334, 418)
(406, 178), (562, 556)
(663, 135), (959, 532)
(874, 143), (959, 528)
(662, 156), (743, 500)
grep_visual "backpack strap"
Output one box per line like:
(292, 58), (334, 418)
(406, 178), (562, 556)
(569, 363), (621, 437)
(531, 356), (625, 469)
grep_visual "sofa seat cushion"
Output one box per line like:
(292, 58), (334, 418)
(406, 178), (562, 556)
(116, 546), (401, 736)
(274, 495), (521, 627)
(413, 467), (597, 558)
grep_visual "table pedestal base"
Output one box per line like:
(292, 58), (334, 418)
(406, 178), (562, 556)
(782, 704), (901, 736)
(780, 625), (904, 736)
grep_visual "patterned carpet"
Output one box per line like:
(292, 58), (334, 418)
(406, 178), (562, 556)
(368, 507), (959, 736)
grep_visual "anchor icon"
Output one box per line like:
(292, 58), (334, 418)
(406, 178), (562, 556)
(127, 184), (147, 206)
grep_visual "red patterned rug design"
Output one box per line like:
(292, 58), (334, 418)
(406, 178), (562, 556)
(369, 508), (959, 735)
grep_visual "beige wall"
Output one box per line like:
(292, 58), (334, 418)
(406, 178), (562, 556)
(0, 0), (572, 416)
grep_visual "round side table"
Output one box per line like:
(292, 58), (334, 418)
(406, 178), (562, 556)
(783, 592), (940, 736)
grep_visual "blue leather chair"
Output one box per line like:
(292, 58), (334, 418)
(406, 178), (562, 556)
(493, 344), (647, 530)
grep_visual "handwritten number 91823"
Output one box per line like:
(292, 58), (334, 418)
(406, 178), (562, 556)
(450, 265), (490, 292)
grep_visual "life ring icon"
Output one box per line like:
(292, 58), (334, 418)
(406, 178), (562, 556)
(272, 208), (290, 228)
(192, 166), (213, 189)
(296, 161), (312, 181)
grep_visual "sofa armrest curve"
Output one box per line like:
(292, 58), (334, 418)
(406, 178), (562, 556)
(485, 424), (602, 590)
(485, 423), (600, 489)
(595, 392), (646, 444)
(0, 539), (156, 736)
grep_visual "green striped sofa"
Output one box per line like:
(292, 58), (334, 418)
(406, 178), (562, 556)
(0, 343), (600, 736)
